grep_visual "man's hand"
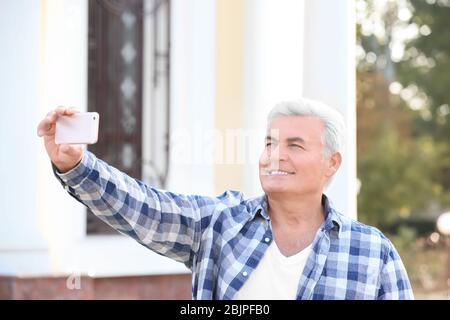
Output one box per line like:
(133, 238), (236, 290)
(37, 106), (84, 173)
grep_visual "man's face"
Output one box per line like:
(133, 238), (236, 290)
(259, 116), (336, 197)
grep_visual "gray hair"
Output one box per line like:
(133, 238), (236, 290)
(267, 98), (346, 157)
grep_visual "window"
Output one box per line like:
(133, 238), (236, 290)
(87, 0), (170, 234)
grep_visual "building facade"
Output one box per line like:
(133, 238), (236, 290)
(0, 0), (355, 299)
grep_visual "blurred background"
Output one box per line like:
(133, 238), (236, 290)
(0, 0), (448, 299)
(356, 0), (450, 299)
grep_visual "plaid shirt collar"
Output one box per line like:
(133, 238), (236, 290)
(249, 194), (343, 237)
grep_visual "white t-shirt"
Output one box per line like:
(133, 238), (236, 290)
(233, 241), (312, 300)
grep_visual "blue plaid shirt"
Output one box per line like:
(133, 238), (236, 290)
(54, 151), (414, 300)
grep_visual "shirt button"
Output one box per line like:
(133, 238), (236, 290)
(264, 237), (271, 243)
(242, 271), (248, 277)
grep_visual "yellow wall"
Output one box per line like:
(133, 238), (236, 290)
(214, 0), (244, 194)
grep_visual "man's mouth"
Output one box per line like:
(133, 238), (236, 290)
(265, 170), (295, 176)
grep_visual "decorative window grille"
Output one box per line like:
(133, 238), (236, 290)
(87, 0), (170, 234)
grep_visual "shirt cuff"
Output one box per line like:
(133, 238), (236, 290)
(53, 150), (97, 187)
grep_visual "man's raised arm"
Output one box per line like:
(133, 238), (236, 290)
(37, 107), (218, 269)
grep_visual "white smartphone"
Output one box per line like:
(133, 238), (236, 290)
(55, 112), (100, 145)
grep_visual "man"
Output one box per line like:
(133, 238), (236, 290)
(37, 98), (414, 299)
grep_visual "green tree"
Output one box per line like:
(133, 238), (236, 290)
(397, 0), (450, 205)
(356, 0), (450, 227)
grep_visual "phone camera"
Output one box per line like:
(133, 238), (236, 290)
(93, 116), (96, 120)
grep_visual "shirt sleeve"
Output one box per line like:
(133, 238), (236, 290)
(52, 150), (225, 269)
(377, 240), (415, 300)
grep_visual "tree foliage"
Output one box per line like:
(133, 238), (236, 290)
(356, 0), (450, 228)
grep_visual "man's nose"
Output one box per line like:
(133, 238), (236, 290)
(270, 145), (288, 161)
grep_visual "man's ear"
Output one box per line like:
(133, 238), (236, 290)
(325, 152), (342, 178)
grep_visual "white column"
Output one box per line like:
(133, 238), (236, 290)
(167, 0), (216, 195)
(303, 0), (357, 218)
(37, 0), (90, 275)
(243, 0), (305, 198)
(0, 0), (52, 275)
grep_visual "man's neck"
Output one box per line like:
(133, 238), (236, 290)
(266, 192), (325, 256)
(267, 192), (325, 228)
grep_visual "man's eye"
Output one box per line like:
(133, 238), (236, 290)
(290, 144), (303, 149)
(265, 142), (272, 147)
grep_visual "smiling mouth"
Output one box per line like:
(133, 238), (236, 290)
(265, 170), (295, 176)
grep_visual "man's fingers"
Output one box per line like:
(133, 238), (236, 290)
(66, 107), (80, 115)
(37, 111), (58, 136)
(37, 118), (53, 137)
(55, 106), (80, 116)
(47, 111), (57, 123)
(54, 106), (67, 115)
(38, 107), (80, 137)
